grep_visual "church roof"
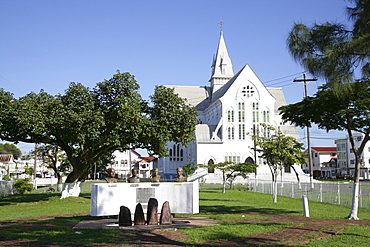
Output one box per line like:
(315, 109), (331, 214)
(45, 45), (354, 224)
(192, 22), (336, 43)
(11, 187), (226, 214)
(166, 85), (211, 111)
(266, 87), (286, 113)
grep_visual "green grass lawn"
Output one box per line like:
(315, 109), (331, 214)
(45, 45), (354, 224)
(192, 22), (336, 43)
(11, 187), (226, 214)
(1, 183), (370, 246)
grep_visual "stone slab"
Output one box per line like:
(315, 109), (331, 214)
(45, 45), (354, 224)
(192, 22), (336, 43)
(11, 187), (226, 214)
(73, 217), (218, 230)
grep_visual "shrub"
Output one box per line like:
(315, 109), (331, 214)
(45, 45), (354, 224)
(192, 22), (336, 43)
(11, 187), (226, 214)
(14, 178), (33, 194)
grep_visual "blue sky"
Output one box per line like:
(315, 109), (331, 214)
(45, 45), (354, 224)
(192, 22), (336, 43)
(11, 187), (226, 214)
(1, 0), (352, 154)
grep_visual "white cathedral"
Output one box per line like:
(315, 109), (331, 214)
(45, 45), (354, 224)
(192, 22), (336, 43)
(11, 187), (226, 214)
(157, 31), (310, 183)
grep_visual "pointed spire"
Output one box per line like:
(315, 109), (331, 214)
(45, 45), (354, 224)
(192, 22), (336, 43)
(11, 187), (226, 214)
(210, 30), (234, 94)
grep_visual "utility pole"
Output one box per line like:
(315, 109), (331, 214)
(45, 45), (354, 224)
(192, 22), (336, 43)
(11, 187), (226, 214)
(294, 73), (317, 189)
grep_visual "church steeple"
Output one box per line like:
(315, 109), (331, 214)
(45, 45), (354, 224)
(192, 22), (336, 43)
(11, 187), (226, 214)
(209, 30), (234, 94)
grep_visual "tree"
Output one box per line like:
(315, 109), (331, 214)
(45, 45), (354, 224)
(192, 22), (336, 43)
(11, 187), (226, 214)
(280, 81), (370, 218)
(226, 162), (257, 190)
(37, 144), (66, 192)
(0, 143), (22, 159)
(204, 161), (257, 193)
(14, 178), (33, 194)
(285, 0), (370, 219)
(252, 125), (306, 203)
(287, 0), (370, 87)
(182, 162), (198, 177)
(0, 71), (198, 197)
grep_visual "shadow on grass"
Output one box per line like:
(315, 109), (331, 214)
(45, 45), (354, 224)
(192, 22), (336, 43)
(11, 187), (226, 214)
(200, 205), (299, 215)
(0, 215), (190, 246)
(0, 192), (91, 206)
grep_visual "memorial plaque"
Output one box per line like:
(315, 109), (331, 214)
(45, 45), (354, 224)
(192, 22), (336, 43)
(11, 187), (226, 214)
(136, 188), (155, 204)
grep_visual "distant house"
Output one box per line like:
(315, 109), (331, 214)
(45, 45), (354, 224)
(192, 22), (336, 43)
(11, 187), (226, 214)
(304, 147), (337, 178)
(136, 157), (156, 178)
(336, 133), (370, 180)
(109, 149), (155, 179)
(0, 154), (15, 180)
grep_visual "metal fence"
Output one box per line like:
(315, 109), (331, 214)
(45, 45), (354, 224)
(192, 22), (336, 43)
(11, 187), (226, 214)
(0, 181), (14, 197)
(246, 179), (370, 209)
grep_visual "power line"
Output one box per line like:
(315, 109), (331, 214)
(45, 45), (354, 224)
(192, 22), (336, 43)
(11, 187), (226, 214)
(264, 72), (303, 84)
(0, 75), (25, 95)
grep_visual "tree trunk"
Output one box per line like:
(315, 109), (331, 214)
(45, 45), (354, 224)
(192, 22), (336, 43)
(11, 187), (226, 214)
(222, 171), (226, 193)
(291, 166), (302, 189)
(273, 178), (278, 203)
(60, 182), (83, 199)
(60, 161), (89, 198)
(57, 173), (63, 192)
(348, 158), (361, 220)
(271, 169), (278, 203)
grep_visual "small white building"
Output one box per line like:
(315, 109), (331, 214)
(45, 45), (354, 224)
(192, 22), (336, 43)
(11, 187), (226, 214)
(304, 147), (337, 178)
(109, 149), (154, 179)
(336, 133), (370, 180)
(157, 31), (310, 183)
(0, 154), (16, 180)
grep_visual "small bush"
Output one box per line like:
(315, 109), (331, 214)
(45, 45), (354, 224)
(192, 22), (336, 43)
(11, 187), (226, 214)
(14, 178), (33, 194)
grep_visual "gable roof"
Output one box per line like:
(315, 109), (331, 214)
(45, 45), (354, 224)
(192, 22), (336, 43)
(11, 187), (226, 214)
(0, 154), (13, 162)
(140, 157), (155, 162)
(311, 147), (337, 152)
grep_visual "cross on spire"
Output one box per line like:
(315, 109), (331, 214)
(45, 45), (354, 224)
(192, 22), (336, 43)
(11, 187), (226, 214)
(219, 20), (224, 31)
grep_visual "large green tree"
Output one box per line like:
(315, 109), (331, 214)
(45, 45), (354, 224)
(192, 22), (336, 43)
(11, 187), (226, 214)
(285, 0), (370, 219)
(0, 143), (22, 159)
(0, 71), (198, 196)
(252, 125), (306, 203)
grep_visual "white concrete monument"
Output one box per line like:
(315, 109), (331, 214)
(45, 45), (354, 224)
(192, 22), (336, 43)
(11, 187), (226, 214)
(90, 182), (199, 216)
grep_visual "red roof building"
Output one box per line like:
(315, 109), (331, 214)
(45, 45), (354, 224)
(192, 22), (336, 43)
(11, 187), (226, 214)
(304, 147), (337, 178)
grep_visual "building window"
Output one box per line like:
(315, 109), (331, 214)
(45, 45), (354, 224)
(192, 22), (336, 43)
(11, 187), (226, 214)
(263, 125), (270, 138)
(227, 127), (235, 140)
(284, 166), (291, 173)
(169, 144), (183, 161)
(241, 85), (255, 98)
(263, 109), (270, 123)
(238, 124), (245, 140)
(252, 102), (259, 123)
(238, 102), (245, 122)
(228, 110), (234, 122)
(224, 156), (240, 164)
(208, 159), (214, 173)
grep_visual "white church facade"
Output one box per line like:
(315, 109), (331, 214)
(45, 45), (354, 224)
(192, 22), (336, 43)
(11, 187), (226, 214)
(157, 31), (310, 183)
